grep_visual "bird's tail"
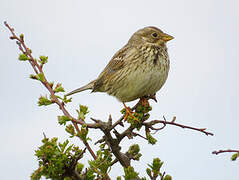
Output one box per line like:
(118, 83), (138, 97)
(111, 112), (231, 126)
(66, 80), (96, 96)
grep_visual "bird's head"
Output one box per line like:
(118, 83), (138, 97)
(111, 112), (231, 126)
(129, 26), (174, 47)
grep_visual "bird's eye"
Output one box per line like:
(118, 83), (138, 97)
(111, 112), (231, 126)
(152, 32), (158, 38)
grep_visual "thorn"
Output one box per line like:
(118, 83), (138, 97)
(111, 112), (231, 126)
(43, 132), (47, 139)
(90, 117), (99, 123)
(119, 121), (124, 127)
(150, 94), (158, 102)
(163, 116), (166, 121)
(10, 36), (16, 40)
(108, 114), (112, 126)
(94, 138), (105, 145)
(113, 129), (120, 137)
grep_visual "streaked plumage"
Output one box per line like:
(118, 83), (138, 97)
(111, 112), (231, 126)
(66, 26), (173, 102)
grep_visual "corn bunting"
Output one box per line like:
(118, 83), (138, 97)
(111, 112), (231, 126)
(67, 26), (173, 119)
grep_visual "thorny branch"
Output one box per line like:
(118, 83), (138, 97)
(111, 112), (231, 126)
(4, 21), (97, 160)
(212, 149), (239, 155)
(5, 21), (114, 179)
(143, 116), (214, 136)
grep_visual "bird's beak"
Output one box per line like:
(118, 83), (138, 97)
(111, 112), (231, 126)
(162, 33), (174, 42)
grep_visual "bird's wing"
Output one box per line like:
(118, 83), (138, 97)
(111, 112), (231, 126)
(92, 45), (131, 92)
(102, 45), (130, 75)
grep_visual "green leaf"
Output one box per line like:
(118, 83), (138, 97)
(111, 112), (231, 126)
(80, 105), (89, 114)
(63, 177), (71, 180)
(127, 144), (142, 161)
(88, 148), (112, 177)
(78, 125), (90, 141)
(31, 166), (43, 180)
(135, 103), (152, 114)
(76, 163), (84, 174)
(146, 158), (172, 179)
(55, 95), (72, 104)
(49, 82), (54, 88)
(39, 55), (48, 64)
(18, 53), (29, 61)
(146, 168), (152, 177)
(164, 175), (172, 180)
(124, 166), (139, 180)
(146, 132), (157, 145)
(58, 115), (71, 125)
(231, 153), (239, 161)
(65, 124), (76, 137)
(76, 105), (89, 120)
(30, 74), (38, 80)
(19, 33), (24, 41)
(85, 169), (96, 180)
(100, 143), (106, 149)
(32, 137), (84, 180)
(120, 108), (126, 114)
(63, 95), (72, 104)
(38, 95), (53, 106)
(29, 73), (45, 82)
(59, 139), (69, 153)
(27, 48), (32, 54)
(54, 83), (65, 93)
(150, 158), (163, 175)
(35, 73), (45, 82)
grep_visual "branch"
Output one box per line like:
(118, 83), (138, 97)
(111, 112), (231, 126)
(103, 129), (131, 167)
(4, 21), (98, 160)
(143, 117), (214, 136)
(212, 149), (239, 155)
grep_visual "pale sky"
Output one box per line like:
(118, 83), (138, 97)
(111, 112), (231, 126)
(1, 0), (239, 179)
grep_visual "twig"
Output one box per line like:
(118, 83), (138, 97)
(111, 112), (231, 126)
(160, 172), (165, 180)
(212, 149), (239, 155)
(132, 132), (147, 140)
(143, 117), (213, 136)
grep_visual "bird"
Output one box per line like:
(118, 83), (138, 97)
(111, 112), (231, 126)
(66, 26), (173, 120)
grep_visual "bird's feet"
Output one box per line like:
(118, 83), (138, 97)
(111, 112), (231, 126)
(123, 102), (139, 122)
(139, 97), (150, 107)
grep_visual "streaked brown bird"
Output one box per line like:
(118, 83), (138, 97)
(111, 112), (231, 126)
(66, 26), (173, 120)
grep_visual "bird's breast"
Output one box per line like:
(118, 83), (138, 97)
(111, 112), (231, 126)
(110, 46), (170, 102)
